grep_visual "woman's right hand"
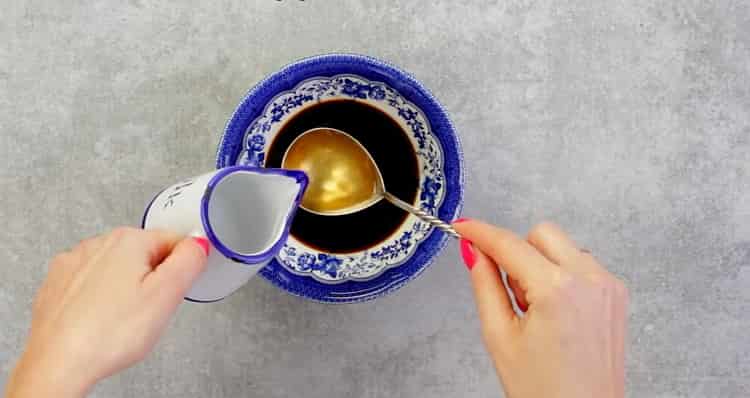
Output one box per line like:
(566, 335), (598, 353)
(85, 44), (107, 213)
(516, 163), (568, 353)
(453, 219), (629, 398)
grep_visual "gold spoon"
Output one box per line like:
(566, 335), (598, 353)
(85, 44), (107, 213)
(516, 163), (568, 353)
(282, 127), (459, 239)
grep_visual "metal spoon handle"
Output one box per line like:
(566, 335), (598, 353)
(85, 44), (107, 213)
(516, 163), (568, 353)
(383, 192), (460, 239)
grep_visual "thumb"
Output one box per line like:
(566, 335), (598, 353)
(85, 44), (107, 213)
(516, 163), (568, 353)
(145, 237), (208, 309)
(460, 239), (518, 351)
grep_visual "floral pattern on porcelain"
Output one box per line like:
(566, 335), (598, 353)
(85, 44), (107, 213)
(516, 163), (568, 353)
(237, 75), (446, 283)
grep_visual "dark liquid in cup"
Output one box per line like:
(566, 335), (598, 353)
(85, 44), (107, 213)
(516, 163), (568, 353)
(265, 100), (419, 253)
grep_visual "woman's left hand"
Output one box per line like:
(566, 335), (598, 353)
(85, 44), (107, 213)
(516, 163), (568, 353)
(4, 227), (208, 398)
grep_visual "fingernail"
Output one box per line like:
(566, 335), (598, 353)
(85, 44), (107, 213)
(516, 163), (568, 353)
(453, 217), (470, 224)
(460, 239), (477, 270)
(192, 237), (210, 256)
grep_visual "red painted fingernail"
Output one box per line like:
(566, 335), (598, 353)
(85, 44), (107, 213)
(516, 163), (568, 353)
(460, 239), (477, 270)
(192, 237), (210, 256)
(453, 217), (470, 224)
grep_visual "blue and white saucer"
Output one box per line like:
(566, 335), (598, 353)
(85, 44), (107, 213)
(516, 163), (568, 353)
(216, 54), (463, 303)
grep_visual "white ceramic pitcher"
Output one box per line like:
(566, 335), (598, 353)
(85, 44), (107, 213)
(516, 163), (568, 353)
(141, 166), (308, 302)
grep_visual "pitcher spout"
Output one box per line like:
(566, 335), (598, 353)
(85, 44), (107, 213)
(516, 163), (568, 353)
(200, 167), (308, 264)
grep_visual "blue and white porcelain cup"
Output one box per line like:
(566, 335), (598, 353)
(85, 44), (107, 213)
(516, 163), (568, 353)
(217, 54), (464, 303)
(142, 166), (308, 302)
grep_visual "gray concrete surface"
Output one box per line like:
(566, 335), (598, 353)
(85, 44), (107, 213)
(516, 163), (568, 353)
(2, 1), (749, 397)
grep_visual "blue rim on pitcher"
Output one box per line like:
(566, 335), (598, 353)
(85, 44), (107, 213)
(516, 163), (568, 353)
(216, 53), (464, 303)
(200, 166), (308, 265)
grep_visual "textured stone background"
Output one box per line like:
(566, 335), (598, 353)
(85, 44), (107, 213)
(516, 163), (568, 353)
(2, 1), (749, 397)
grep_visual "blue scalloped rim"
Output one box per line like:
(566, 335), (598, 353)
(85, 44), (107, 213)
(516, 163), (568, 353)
(216, 53), (464, 303)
